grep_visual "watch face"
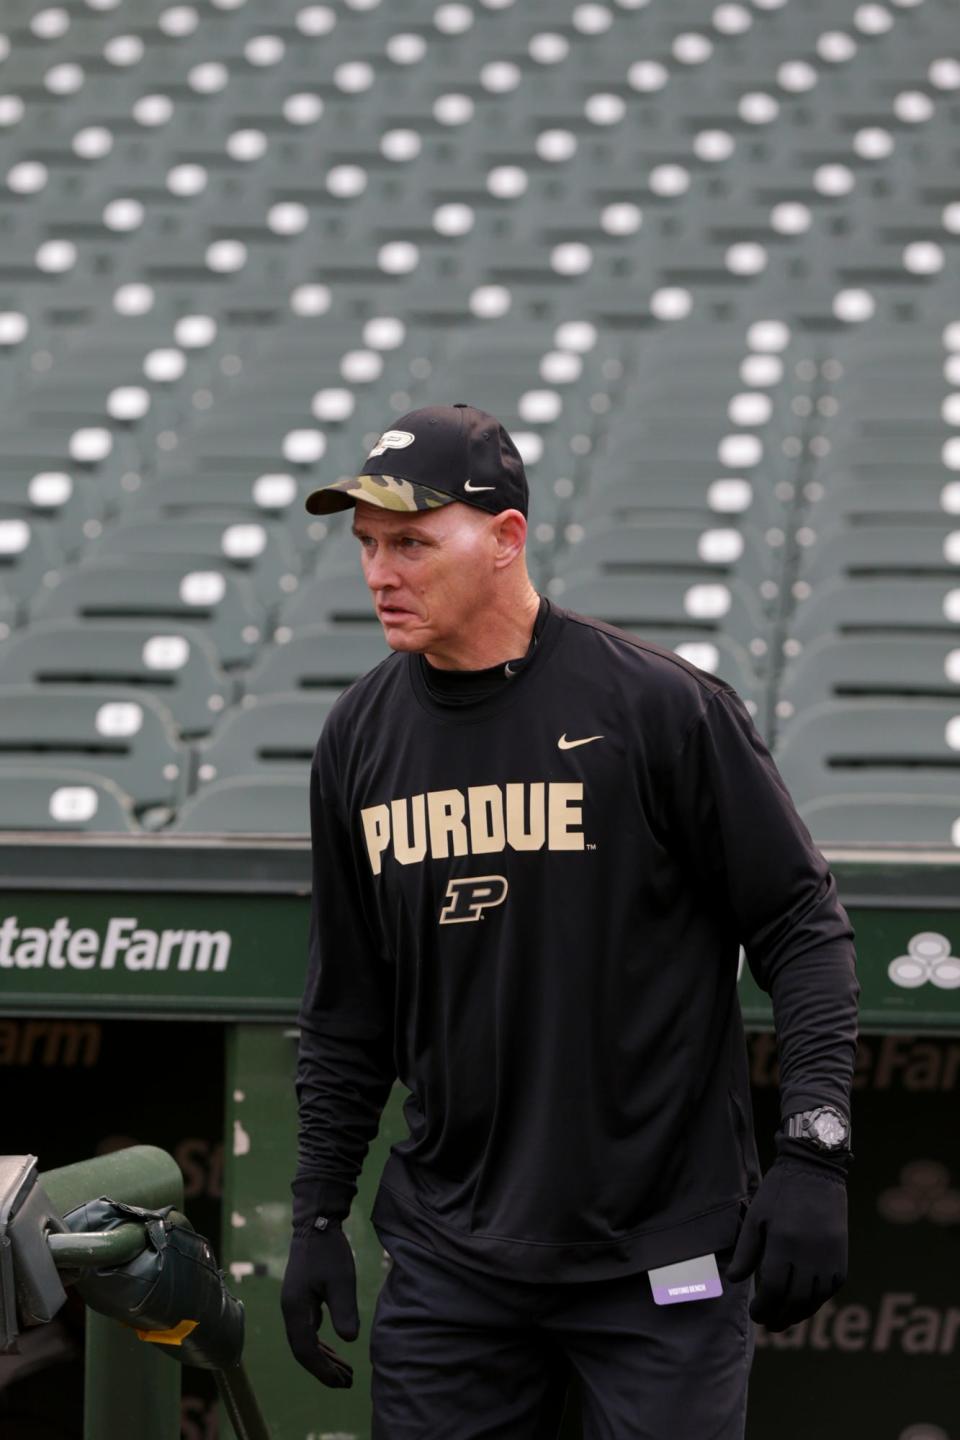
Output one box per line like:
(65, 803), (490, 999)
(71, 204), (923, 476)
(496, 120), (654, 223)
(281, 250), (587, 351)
(810, 1110), (847, 1147)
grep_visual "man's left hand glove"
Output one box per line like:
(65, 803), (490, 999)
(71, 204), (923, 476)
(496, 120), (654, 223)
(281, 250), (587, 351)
(726, 1135), (849, 1332)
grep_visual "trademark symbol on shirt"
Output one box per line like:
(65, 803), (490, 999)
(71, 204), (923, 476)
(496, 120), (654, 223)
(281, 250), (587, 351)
(587, 842), (598, 851)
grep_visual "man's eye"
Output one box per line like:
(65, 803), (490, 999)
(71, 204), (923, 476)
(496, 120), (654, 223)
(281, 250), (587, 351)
(399, 537), (421, 549)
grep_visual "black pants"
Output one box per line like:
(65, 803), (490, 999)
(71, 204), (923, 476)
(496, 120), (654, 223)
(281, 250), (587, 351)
(370, 1232), (755, 1440)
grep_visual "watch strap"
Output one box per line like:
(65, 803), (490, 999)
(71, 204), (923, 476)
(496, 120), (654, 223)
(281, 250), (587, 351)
(774, 1132), (852, 1177)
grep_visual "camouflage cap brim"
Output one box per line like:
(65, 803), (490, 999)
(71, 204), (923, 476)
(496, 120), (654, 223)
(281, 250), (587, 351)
(305, 473), (455, 515)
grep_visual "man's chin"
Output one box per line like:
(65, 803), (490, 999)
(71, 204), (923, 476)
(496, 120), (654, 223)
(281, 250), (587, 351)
(378, 618), (426, 652)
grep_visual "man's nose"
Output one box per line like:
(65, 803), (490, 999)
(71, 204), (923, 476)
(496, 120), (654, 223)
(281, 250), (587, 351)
(364, 542), (399, 590)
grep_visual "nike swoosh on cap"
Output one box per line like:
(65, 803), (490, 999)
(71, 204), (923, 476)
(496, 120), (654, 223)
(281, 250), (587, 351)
(557, 734), (604, 750)
(464, 479), (496, 492)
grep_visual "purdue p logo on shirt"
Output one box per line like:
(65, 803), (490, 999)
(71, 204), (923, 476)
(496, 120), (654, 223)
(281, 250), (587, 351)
(439, 876), (509, 925)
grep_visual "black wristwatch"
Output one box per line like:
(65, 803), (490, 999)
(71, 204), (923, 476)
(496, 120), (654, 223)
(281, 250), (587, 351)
(781, 1104), (851, 1152)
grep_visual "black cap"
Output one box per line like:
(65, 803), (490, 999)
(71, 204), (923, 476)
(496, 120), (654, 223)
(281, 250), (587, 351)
(304, 402), (529, 518)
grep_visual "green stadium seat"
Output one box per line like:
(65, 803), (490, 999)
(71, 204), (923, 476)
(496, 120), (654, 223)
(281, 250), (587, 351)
(244, 623), (391, 695)
(28, 557), (266, 668)
(0, 618), (233, 737)
(278, 568), (377, 629)
(0, 683), (186, 811)
(0, 424), (140, 504)
(775, 700), (960, 806)
(125, 465), (322, 558)
(787, 577), (960, 644)
(802, 467), (955, 524)
(170, 775), (309, 835)
(550, 571), (768, 657)
(0, 764), (137, 833)
(777, 634), (960, 715)
(571, 463), (790, 531)
(190, 692), (337, 790)
(551, 516), (779, 604)
(798, 795), (960, 847)
(794, 522), (960, 588)
(0, 466), (106, 557)
(86, 514), (302, 609)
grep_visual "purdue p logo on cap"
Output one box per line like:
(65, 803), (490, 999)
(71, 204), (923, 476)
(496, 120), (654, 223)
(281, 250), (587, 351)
(367, 429), (415, 459)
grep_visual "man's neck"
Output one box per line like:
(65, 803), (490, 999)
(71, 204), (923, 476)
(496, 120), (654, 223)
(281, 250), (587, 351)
(422, 587), (542, 671)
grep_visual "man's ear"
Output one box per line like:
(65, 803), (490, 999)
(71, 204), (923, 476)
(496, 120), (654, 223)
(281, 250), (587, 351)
(491, 509), (527, 567)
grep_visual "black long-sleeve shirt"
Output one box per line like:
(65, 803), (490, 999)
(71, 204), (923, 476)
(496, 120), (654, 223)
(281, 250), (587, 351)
(293, 600), (859, 1282)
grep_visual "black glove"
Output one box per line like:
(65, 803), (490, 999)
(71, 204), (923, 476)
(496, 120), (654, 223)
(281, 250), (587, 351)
(281, 1218), (359, 1388)
(726, 1135), (850, 1332)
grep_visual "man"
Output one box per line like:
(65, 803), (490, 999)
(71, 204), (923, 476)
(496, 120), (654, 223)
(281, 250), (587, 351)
(281, 402), (859, 1439)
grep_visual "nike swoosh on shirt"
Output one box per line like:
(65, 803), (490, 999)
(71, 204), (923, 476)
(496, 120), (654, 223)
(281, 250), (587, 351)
(557, 734), (604, 750)
(464, 479), (496, 492)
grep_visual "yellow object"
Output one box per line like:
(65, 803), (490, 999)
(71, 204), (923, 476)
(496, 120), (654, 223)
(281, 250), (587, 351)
(135, 1318), (198, 1346)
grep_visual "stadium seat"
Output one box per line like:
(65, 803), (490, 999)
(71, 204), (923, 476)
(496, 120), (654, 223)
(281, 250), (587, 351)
(278, 567), (378, 629)
(550, 571), (768, 658)
(792, 522), (960, 592)
(775, 699), (960, 806)
(0, 466), (105, 558)
(28, 557), (267, 668)
(0, 684), (186, 812)
(0, 764), (137, 833)
(244, 623), (391, 695)
(551, 516), (779, 603)
(189, 692), (338, 790)
(798, 794), (960, 848)
(786, 577), (960, 646)
(126, 464), (319, 551)
(0, 619), (233, 737)
(170, 775), (309, 835)
(777, 635), (960, 722)
(85, 514), (302, 609)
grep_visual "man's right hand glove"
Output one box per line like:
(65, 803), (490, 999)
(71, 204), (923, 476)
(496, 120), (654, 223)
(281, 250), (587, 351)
(281, 1218), (359, 1388)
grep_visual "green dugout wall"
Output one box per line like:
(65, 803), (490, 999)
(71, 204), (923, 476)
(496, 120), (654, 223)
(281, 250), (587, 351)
(1, 838), (958, 1440)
